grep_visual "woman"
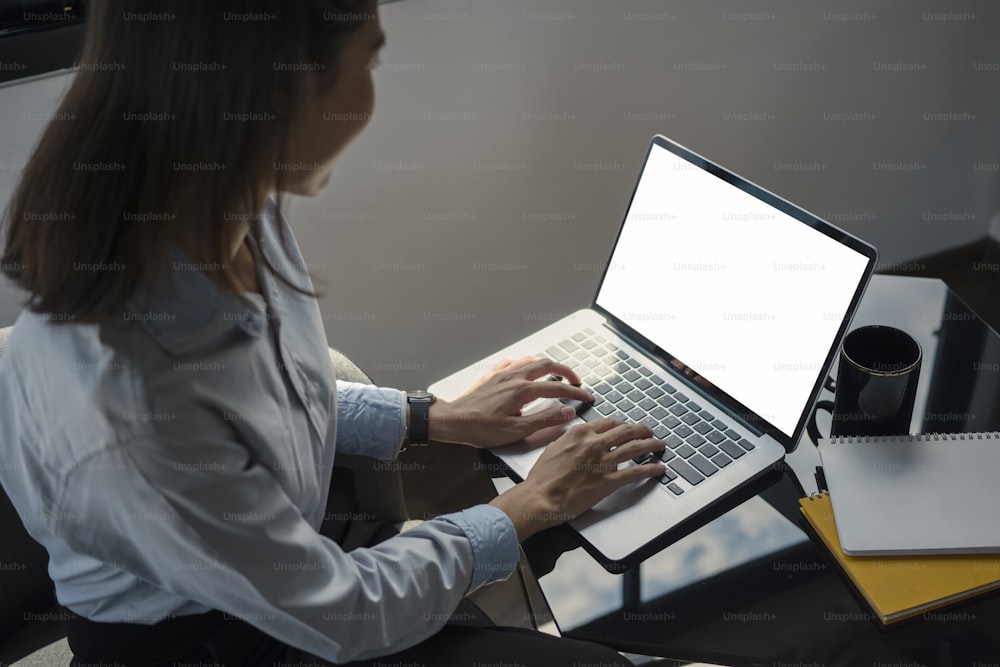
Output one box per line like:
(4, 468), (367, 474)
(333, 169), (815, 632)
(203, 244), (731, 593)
(0, 1), (668, 664)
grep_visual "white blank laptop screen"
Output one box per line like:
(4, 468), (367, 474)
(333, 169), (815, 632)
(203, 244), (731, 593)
(595, 144), (870, 437)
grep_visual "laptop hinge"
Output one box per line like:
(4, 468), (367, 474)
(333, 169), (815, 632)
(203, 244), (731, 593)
(598, 319), (767, 439)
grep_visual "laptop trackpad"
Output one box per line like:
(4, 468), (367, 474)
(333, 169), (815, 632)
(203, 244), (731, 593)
(492, 418), (573, 478)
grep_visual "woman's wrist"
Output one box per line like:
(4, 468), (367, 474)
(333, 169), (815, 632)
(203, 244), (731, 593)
(487, 482), (556, 542)
(427, 399), (466, 445)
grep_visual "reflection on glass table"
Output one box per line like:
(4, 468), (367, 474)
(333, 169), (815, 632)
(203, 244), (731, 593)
(539, 494), (808, 631)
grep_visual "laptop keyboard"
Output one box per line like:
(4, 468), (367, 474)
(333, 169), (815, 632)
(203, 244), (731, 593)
(537, 327), (756, 496)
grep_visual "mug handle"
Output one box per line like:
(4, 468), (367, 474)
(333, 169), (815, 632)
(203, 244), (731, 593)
(806, 374), (837, 446)
(807, 401), (835, 447)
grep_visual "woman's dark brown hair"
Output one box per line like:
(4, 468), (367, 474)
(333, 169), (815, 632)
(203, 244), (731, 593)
(1, 0), (371, 322)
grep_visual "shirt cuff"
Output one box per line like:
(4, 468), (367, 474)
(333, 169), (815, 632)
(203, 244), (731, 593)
(436, 504), (520, 593)
(334, 382), (407, 461)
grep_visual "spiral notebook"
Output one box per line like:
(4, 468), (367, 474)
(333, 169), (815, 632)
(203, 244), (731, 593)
(818, 432), (1000, 556)
(799, 492), (1000, 624)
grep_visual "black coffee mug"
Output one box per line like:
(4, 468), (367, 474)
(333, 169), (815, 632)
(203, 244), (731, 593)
(807, 325), (922, 444)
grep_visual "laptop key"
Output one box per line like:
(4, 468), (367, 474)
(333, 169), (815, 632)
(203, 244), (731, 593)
(663, 415), (681, 429)
(595, 402), (618, 417)
(663, 383), (677, 393)
(573, 350), (588, 361)
(652, 424), (670, 440)
(614, 350), (629, 361)
(615, 361), (635, 382)
(700, 444), (720, 458)
(689, 454), (718, 477)
(674, 444), (696, 459)
(584, 327), (596, 336)
(622, 386), (645, 401)
(668, 459), (704, 485)
(702, 411), (715, 421)
(674, 424), (693, 438)
(712, 419), (728, 431)
(560, 340), (579, 353)
(659, 394), (677, 408)
(618, 398), (636, 412)
(547, 345), (569, 361)
(605, 390), (624, 404)
(593, 347), (610, 359)
(626, 407), (646, 422)
(665, 434), (684, 449)
(659, 449), (677, 465)
(635, 377), (653, 391)
(647, 385), (665, 399)
(681, 413), (699, 425)
(687, 401), (701, 412)
(694, 422), (712, 435)
(688, 433), (706, 447)
(706, 430), (726, 445)
(637, 397), (657, 411)
(623, 369), (641, 382)
(595, 333), (607, 343)
(625, 358), (640, 369)
(593, 363), (613, 377)
(675, 392), (689, 403)
(725, 428), (741, 440)
(583, 374), (600, 387)
(666, 482), (684, 495)
(668, 403), (686, 416)
(571, 333), (586, 342)
(637, 366), (653, 377)
(711, 453), (732, 468)
(649, 406), (670, 420)
(719, 439), (746, 459)
(650, 375), (666, 386)
(593, 382), (613, 395)
(608, 375), (627, 388)
(738, 438), (756, 451)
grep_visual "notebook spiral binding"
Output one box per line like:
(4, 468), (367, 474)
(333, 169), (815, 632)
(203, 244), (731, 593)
(828, 432), (1000, 444)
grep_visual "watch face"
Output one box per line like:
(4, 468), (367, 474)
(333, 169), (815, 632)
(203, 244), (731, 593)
(408, 390), (434, 401)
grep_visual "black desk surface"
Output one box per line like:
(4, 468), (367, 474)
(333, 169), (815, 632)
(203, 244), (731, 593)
(531, 274), (1000, 667)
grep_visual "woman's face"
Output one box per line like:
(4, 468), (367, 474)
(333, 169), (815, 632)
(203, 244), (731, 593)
(280, 5), (384, 195)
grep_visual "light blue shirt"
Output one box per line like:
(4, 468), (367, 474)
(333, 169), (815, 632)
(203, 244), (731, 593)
(0, 196), (519, 662)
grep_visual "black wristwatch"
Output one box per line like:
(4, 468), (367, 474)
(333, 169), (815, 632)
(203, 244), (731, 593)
(404, 390), (435, 448)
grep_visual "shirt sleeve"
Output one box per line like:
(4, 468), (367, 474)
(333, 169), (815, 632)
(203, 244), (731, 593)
(334, 380), (407, 461)
(51, 427), (519, 664)
(436, 505), (521, 592)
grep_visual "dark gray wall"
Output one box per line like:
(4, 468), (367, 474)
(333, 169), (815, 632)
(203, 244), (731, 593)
(286, 0), (1000, 390)
(1, 0), (998, 393)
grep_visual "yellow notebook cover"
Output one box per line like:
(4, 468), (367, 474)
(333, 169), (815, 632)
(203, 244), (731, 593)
(799, 492), (1000, 624)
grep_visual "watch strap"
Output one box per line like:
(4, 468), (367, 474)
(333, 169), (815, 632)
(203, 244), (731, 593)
(406, 391), (432, 446)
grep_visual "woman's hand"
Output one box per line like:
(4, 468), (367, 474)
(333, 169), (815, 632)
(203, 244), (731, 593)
(429, 356), (596, 449)
(489, 418), (667, 541)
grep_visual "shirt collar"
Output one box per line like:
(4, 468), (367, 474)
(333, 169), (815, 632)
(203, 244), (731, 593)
(124, 241), (268, 356)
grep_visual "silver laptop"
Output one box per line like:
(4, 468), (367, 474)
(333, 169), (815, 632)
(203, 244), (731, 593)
(430, 135), (878, 567)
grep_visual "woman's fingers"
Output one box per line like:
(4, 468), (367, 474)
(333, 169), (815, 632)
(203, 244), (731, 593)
(511, 358), (584, 385)
(608, 437), (666, 465)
